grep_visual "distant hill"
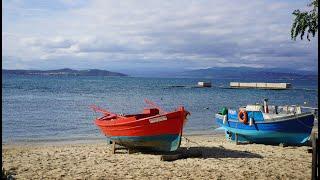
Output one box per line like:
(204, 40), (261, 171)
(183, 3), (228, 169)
(176, 67), (317, 80)
(2, 68), (128, 77)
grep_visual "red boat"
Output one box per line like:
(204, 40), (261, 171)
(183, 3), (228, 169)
(91, 100), (190, 152)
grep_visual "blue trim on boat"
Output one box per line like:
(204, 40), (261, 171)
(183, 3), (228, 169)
(222, 127), (311, 144)
(216, 113), (314, 145)
(108, 134), (181, 152)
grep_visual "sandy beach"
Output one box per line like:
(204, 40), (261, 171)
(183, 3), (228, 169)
(2, 132), (315, 180)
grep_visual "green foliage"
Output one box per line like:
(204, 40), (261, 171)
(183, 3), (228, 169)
(291, 0), (318, 41)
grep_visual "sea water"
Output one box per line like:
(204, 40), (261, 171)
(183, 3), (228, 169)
(2, 74), (318, 144)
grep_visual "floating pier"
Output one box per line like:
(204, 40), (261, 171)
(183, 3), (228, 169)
(197, 82), (212, 87)
(230, 82), (291, 90)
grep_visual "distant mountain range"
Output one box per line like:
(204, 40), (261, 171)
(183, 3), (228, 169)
(175, 67), (317, 80)
(2, 67), (317, 80)
(2, 68), (127, 77)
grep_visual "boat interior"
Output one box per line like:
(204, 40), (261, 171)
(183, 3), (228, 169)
(246, 104), (302, 119)
(225, 104), (311, 122)
(124, 108), (160, 119)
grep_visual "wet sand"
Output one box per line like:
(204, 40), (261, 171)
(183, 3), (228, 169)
(2, 133), (315, 180)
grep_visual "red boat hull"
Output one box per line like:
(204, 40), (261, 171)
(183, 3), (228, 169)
(94, 107), (189, 151)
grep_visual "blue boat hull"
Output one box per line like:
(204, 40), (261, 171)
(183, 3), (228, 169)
(216, 113), (314, 145)
(108, 134), (182, 152)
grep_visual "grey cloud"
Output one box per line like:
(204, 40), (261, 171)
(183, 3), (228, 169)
(3, 0), (318, 71)
(21, 37), (74, 49)
(76, 38), (134, 53)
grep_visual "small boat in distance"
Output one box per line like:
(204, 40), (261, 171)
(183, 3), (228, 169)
(215, 99), (315, 145)
(91, 99), (190, 152)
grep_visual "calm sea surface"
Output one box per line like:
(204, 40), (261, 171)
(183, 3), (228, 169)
(2, 74), (318, 144)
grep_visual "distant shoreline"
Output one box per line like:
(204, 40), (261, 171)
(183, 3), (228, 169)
(2, 68), (128, 77)
(2, 67), (317, 79)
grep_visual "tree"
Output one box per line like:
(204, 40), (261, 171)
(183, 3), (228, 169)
(291, 0), (318, 41)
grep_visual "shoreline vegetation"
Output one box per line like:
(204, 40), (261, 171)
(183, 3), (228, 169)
(2, 127), (317, 179)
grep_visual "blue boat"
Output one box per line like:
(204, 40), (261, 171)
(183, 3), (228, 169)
(215, 99), (315, 145)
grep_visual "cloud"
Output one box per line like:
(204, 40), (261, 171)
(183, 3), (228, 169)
(2, 0), (318, 72)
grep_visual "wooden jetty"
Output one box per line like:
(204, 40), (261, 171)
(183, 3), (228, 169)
(230, 82), (291, 90)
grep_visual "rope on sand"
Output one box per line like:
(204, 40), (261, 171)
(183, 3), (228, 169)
(182, 136), (202, 149)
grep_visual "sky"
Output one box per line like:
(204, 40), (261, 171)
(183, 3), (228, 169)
(2, 0), (318, 74)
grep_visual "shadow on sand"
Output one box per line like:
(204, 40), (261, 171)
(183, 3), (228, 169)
(126, 146), (264, 161)
(178, 146), (263, 159)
